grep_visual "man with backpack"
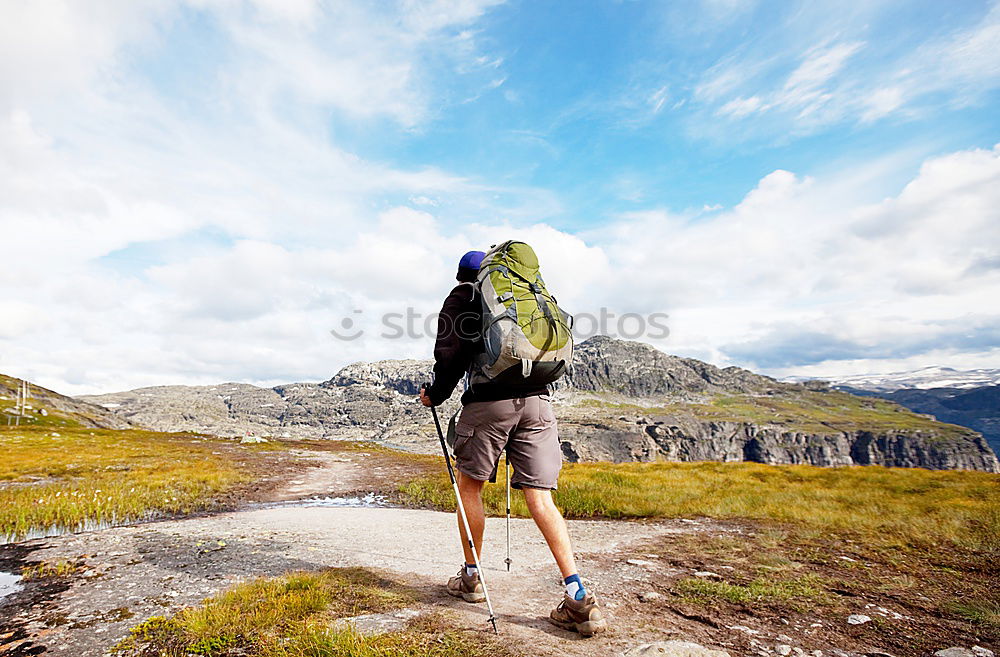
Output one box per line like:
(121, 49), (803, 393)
(418, 243), (608, 637)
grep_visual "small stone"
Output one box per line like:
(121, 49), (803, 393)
(847, 614), (871, 625)
(792, 649), (805, 657)
(935, 650), (975, 657)
(638, 591), (662, 602)
(728, 625), (759, 635)
(837, 556), (857, 562)
(972, 647), (994, 657)
(627, 559), (656, 567)
(775, 646), (792, 656)
(332, 608), (421, 636)
(811, 652), (823, 657)
(694, 571), (721, 578)
(777, 635), (793, 643)
(623, 641), (731, 657)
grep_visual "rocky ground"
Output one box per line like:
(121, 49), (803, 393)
(1, 448), (994, 657)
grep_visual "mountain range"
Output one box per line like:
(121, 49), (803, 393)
(73, 336), (998, 472)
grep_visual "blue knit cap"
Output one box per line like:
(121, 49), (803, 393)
(458, 250), (485, 272)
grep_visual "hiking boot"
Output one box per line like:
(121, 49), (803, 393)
(446, 568), (485, 603)
(548, 592), (608, 636)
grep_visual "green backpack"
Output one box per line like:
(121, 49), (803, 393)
(469, 240), (574, 387)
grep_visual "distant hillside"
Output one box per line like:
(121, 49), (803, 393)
(80, 337), (999, 472)
(0, 374), (131, 430)
(837, 384), (1000, 459)
(791, 365), (1000, 392)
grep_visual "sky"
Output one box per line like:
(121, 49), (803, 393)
(1, 0), (999, 395)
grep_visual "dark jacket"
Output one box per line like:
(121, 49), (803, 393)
(425, 283), (548, 406)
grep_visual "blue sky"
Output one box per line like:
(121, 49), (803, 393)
(1, 0), (999, 394)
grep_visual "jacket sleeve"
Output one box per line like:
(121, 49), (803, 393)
(426, 285), (474, 405)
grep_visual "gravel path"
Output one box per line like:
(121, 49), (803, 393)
(1, 453), (719, 657)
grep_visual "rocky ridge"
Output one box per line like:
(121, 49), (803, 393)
(79, 337), (999, 472)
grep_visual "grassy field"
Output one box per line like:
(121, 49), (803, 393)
(399, 459), (1000, 553)
(111, 568), (515, 657)
(0, 426), (258, 540)
(576, 388), (974, 437)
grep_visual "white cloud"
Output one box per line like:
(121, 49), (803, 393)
(5, 144), (1000, 393)
(694, 3), (1000, 133)
(2, 2), (999, 396)
(718, 95), (765, 117)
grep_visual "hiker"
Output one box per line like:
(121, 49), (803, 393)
(418, 246), (608, 637)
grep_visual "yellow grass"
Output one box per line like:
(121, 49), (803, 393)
(19, 558), (84, 580)
(112, 568), (515, 657)
(0, 426), (251, 540)
(398, 460), (1000, 552)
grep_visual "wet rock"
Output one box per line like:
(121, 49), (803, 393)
(623, 640), (731, 657)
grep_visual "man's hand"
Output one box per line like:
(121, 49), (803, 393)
(419, 386), (433, 407)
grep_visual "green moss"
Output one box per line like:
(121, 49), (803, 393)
(676, 573), (828, 609)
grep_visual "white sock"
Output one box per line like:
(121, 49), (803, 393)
(465, 563), (478, 577)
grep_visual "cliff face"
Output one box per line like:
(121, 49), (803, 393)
(557, 415), (1000, 472)
(78, 337), (1000, 472)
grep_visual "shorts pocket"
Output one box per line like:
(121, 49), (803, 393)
(538, 397), (556, 425)
(453, 422), (475, 455)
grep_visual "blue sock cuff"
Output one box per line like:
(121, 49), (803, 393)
(564, 573), (586, 600)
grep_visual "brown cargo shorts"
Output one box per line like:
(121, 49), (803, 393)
(453, 395), (562, 490)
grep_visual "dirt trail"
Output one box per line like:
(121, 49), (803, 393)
(1, 450), (922, 657)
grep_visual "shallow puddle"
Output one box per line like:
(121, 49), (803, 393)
(278, 492), (389, 508)
(0, 571), (22, 600)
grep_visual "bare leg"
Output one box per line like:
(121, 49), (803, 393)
(456, 471), (486, 564)
(523, 488), (578, 579)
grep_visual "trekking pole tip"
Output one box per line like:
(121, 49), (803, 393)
(489, 616), (499, 634)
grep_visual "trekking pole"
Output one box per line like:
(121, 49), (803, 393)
(504, 451), (512, 571)
(427, 392), (499, 635)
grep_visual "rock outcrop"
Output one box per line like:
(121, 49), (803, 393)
(79, 337), (1000, 472)
(563, 336), (772, 397)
